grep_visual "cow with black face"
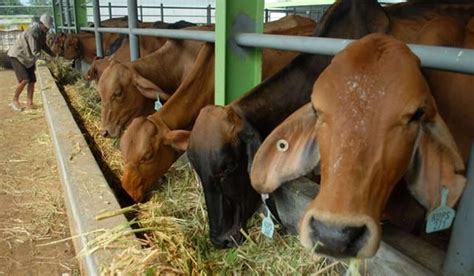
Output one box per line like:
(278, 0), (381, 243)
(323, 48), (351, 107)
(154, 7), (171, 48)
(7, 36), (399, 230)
(187, 0), (391, 248)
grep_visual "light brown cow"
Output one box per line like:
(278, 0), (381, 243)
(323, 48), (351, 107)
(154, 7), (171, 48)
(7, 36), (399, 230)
(97, 26), (211, 138)
(86, 35), (168, 82)
(119, 16), (317, 202)
(99, 15), (317, 138)
(52, 20), (156, 63)
(250, 32), (472, 258)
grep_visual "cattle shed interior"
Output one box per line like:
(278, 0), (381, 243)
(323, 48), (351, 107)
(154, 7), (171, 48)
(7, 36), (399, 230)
(2, 0), (472, 274)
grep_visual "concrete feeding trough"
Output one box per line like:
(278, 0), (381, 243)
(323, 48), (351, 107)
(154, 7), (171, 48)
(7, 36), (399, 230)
(38, 65), (139, 275)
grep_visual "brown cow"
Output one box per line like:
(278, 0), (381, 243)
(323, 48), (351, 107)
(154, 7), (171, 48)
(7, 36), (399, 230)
(52, 20), (156, 63)
(119, 16), (317, 202)
(99, 15), (317, 138)
(97, 26), (211, 138)
(86, 35), (168, 82)
(86, 21), (196, 82)
(250, 32), (472, 258)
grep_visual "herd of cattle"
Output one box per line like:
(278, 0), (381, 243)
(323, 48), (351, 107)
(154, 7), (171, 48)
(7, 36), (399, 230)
(49, 0), (473, 260)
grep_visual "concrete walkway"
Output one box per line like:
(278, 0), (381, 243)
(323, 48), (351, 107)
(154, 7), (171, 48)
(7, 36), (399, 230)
(0, 69), (78, 275)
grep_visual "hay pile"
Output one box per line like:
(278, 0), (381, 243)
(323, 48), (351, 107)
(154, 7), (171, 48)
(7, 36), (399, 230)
(47, 58), (345, 274)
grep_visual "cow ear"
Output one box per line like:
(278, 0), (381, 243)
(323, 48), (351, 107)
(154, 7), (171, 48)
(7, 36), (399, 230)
(163, 130), (191, 152)
(405, 114), (466, 211)
(133, 72), (170, 101)
(250, 103), (320, 194)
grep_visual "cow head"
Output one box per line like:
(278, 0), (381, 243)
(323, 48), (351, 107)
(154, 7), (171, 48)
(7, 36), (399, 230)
(251, 34), (466, 258)
(50, 32), (68, 56)
(120, 116), (189, 202)
(50, 33), (81, 60)
(98, 60), (170, 138)
(187, 106), (261, 248)
(86, 57), (110, 82)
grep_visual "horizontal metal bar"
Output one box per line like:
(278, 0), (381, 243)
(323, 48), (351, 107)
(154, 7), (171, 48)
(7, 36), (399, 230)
(0, 5), (51, 8)
(81, 27), (128, 34)
(131, 28), (215, 42)
(84, 5), (215, 10)
(58, 26), (77, 30)
(77, 27), (474, 74)
(235, 33), (474, 74)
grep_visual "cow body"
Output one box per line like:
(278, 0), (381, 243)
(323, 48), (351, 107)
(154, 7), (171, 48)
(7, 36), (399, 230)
(118, 16), (317, 203)
(187, 0), (474, 249)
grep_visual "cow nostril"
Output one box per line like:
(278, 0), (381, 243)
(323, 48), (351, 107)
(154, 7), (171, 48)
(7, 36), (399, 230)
(309, 217), (369, 258)
(100, 129), (109, 137)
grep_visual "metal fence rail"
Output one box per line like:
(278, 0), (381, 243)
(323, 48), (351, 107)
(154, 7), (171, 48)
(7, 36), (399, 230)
(79, 25), (474, 75)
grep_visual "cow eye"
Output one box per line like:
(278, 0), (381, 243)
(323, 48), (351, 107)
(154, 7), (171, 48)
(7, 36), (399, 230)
(141, 151), (153, 163)
(408, 108), (425, 124)
(114, 89), (122, 97)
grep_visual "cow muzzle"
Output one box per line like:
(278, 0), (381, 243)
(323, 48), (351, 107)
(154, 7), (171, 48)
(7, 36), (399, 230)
(100, 125), (121, 138)
(300, 211), (380, 258)
(211, 230), (244, 249)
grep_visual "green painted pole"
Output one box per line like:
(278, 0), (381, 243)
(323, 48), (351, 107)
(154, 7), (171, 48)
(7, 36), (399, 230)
(215, 0), (264, 105)
(73, 0), (87, 33)
(52, 0), (62, 33)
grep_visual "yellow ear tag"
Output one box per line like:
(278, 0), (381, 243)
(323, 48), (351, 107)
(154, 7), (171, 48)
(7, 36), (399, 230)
(426, 187), (456, 233)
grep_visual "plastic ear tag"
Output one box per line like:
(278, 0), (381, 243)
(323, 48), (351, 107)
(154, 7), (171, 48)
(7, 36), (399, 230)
(261, 205), (275, 238)
(426, 187), (456, 233)
(154, 98), (162, 111)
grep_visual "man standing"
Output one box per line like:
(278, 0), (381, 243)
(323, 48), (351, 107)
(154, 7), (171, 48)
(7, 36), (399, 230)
(7, 14), (55, 111)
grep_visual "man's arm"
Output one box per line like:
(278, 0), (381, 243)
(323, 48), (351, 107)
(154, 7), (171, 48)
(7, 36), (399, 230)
(26, 31), (42, 59)
(42, 43), (55, 57)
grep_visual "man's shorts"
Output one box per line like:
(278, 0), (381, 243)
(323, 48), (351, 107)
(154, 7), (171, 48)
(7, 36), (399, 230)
(9, 57), (36, 83)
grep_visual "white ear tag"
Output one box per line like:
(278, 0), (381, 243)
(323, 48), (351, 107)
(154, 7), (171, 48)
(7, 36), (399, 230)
(260, 193), (274, 238)
(426, 187), (456, 233)
(154, 94), (162, 111)
(261, 205), (275, 238)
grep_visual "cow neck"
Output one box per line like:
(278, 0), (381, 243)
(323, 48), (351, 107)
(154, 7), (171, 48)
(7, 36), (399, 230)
(232, 53), (331, 138)
(131, 41), (194, 94)
(149, 44), (215, 131)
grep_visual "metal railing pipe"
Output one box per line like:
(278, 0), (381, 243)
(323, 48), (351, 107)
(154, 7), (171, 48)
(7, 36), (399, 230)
(444, 143), (474, 275)
(207, 4), (212, 24)
(160, 3), (164, 22)
(91, 0), (103, 57)
(235, 33), (474, 74)
(131, 28), (215, 42)
(63, 0), (72, 33)
(58, 26), (77, 30)
(108, 2), (112, 20)
(81, 27), (128, 34)
(127, 0), (139, 60)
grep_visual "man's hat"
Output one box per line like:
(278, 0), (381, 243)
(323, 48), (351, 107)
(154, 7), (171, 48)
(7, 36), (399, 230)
(40, 14), (54, 29)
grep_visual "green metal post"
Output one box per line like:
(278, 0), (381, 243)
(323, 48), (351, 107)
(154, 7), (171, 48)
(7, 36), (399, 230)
(215, 0), (264, 105)
(52, 0), (62, 33)
(73, 0), (87, 33)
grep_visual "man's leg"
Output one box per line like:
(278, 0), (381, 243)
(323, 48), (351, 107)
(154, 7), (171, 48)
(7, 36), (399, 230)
(12, 80), (28, 110)
(26, 81), (35, 108)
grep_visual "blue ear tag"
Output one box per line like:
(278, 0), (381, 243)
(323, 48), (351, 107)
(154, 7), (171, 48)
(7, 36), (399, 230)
(426, 187), (456, 233)
(154, 97), (162, 111)
(261, 205), (275, 238)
